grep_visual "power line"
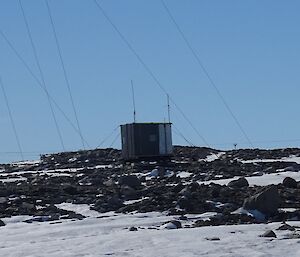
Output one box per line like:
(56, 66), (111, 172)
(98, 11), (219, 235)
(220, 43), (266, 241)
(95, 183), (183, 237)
(160, 0), (254, 148)
(93, 0), (211, 148)
(0, 29), (90, 148)
(173, 124), (194, 147)
(96, 125), (119, 148)
(0, 76), (24, 160)
(109, 131), (120, 148)
(45, 0), (86, 150)
(18, 0), (65, 151)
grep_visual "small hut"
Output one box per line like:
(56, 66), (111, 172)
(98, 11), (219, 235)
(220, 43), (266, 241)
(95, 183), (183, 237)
(121, 122), (173, 161)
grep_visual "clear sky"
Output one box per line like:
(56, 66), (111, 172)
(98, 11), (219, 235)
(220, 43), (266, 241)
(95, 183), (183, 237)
(1, 0), (300, 163)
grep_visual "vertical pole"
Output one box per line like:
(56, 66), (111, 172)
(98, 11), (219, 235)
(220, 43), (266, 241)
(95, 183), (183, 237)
(131, 80), (136, 123)
(167, 94), (171, 123)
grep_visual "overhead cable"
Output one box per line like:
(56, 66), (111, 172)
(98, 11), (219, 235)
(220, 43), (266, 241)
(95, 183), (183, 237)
(45, 0), (86, 150)
(160, 0), (254, 148)
(18, 0), (65, 150)
(0, 29), (90, 148)
(0, 76), (24, 160)
(93, 0), (211, 148)
(96, 125), (119, 149)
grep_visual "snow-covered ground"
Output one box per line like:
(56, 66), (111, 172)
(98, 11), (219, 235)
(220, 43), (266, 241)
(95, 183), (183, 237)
(200, 170), (300, 187)
(1, 154), (300, 256)
(241, 155), (300, 164)
(1, 210), (300, 257)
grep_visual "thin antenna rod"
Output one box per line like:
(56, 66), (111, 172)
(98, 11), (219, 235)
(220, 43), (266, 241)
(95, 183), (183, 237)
(131, 80), (136, 123)
(167, 94), (171, 123)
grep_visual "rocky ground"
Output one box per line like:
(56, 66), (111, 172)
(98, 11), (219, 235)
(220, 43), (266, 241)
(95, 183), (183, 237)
(0, 146), (300, 229)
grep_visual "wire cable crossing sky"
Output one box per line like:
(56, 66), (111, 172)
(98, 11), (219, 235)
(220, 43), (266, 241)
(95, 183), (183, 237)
(0, 0), (300, 162)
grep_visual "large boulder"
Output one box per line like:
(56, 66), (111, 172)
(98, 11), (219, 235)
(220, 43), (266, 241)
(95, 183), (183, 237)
(118, 175), (141, 189)
(228, 177), (249, 188)
(243, 185), (279, 217)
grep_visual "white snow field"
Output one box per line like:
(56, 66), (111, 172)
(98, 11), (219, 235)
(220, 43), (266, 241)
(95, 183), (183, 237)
(1, 210), (300, 257)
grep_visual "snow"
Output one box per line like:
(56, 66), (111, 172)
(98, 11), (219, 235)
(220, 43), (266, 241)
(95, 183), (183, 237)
(241, 155), (300, 164)
(55, 203), (100, 218)
(177, 171), (192, 178)
(161, 222), (177, 229)
(123, 197), (150, 205)
(200, 170), (300, 187)
(200, 152), (225, 162)
(0, 212), (300, 257)
(232, 208), (266, 221)
(0, 167), (82, 183)
(1, 155), (300, 256)
(11, 160), (41, 166)
(0, 177), (27, 183)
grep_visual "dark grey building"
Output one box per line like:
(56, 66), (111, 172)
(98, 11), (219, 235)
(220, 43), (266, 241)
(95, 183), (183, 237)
(121, 123), (173, 160)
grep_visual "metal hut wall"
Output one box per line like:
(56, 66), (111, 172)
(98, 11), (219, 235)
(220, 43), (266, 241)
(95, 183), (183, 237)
(121, 123), (173, 160)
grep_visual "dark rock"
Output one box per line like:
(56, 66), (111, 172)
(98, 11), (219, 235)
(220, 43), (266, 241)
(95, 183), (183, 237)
(171, 220), (182, 228)
(118, 175), (141, 189)
(188, 182), (200, 192)
(205, 237), (220, 241)
(64, 212), (85, 220)
(283, 233), (300, 239)
(179, 215), (188, 220)
(163, 220), (182, 229)
(24, 216), (53, 223)
(177, 196), (193, 211)
(129, 226), (138, 231)
(107, 196), (124, 210)
(63, 185), (78, 195)
(276, 223), (295, 231)
(228, 177), (249, 188)
(0, 220), (5, 226)
(282, 177), (297, 188)
(260, 230), (277, 238)
(120, 185), (139, 200)
(243, 185), (279, 216)
(283, 166), (296, 172)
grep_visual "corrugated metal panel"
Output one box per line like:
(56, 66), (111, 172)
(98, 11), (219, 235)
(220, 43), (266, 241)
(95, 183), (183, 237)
(159, 124), (166, 155)
(121, 123), (173, 160)
(165, 124), (173, 154)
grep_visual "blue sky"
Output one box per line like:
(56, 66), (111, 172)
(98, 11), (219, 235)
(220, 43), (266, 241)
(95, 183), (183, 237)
(1, 0), (300, 162)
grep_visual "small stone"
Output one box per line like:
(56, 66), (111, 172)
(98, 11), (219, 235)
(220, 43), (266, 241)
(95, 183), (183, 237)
(162, 220), (182, 229)
(283, 166), (296, 172)
(179, 215), (188, 220)
(170, 220), (182, 229)
(228, 177), (249, 188)
(0, 220), (5, 226)
(129, 226), (138, 231)
(283, 233), (300, 239)
(276, 223), (295, 231)
(260, 230), (277, 238)
(205, 237), (220, 241)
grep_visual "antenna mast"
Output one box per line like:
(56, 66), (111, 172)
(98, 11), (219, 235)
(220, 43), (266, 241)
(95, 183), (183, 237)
(167, 94), (171, 123)
(131, 80), (136, 123)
